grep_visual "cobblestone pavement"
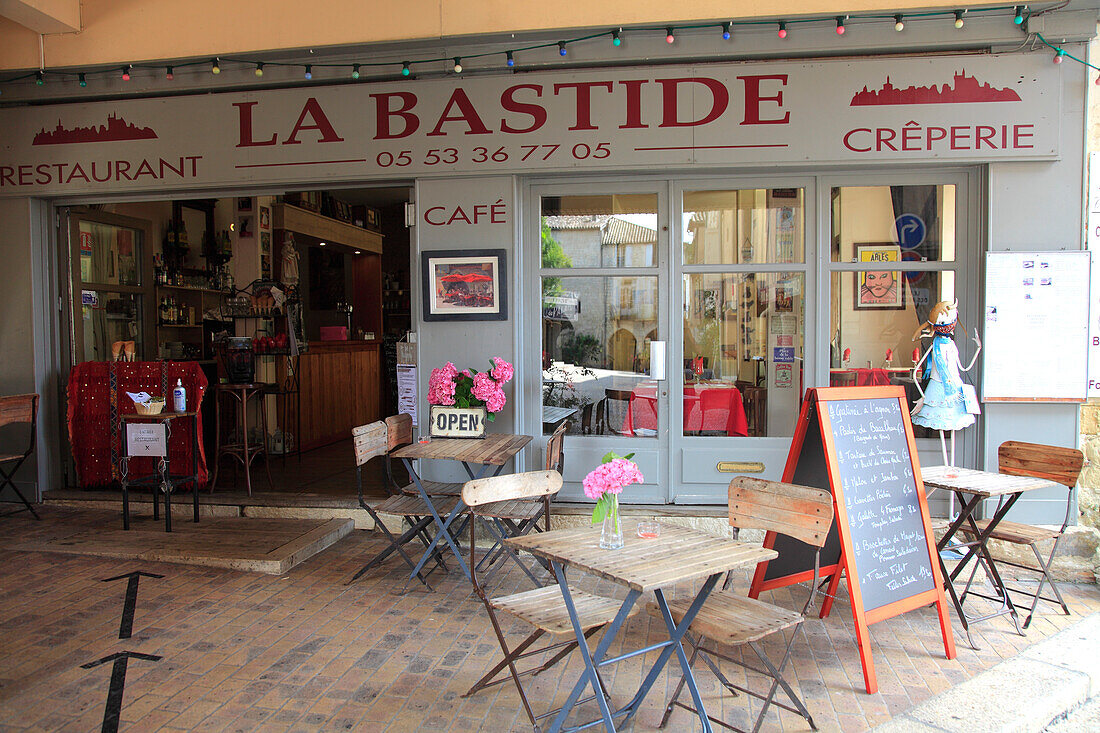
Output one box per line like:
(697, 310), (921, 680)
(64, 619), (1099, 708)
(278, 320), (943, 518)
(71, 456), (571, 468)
(1, 506), (1098, 732)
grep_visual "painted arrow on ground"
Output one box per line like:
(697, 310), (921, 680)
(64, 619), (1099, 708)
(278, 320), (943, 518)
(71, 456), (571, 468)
(81, 651), (162, 733)
(103, 571), (164, 639)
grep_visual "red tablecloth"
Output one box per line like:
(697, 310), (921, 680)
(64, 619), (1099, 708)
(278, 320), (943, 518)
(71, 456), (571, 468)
(67, 361), (208, 489)
(831, 368), (909, 387)
(623, 382), (748, 437)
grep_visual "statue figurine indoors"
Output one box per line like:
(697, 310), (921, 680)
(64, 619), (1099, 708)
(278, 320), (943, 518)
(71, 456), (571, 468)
(911, 299), (981, 471)
(281, 232), (300, 288)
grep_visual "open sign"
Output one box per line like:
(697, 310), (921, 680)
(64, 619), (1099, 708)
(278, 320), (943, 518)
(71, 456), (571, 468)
(429, 406), (487, 439)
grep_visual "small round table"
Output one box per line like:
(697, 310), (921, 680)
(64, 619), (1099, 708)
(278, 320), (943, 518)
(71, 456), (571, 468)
(209, 383), (273, 495)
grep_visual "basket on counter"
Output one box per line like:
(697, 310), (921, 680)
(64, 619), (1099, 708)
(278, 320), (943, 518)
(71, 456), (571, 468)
(134, 399), (166, 415)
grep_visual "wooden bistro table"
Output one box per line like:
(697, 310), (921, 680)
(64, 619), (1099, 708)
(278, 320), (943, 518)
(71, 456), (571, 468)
(507, 520), (776, 733)
(392, 433), (532, 585)
(922, 464), (1054, 648)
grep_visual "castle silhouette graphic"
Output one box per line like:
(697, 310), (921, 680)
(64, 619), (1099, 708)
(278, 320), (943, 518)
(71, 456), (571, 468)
(32, 113), (158, 145)
(850, 70), (1021, 106)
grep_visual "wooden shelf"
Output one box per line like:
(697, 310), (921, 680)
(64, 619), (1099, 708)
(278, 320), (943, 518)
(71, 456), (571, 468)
(272, 203), (383, 253)
(156, 284), (228, 294)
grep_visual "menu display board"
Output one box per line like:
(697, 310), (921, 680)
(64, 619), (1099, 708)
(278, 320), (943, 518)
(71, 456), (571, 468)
(983, 251), (1090, 401)
(749, 386), (954, 694)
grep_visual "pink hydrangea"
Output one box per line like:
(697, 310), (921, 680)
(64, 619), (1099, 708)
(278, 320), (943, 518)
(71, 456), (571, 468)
(490, 357), (514, 384)
(471, 372), (507, 413)
(582, 458), (644, 500)
(427, 366), (456, 406)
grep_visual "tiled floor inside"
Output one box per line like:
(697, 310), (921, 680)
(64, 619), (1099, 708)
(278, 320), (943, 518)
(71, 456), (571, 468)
(1, 506), (1098, 732)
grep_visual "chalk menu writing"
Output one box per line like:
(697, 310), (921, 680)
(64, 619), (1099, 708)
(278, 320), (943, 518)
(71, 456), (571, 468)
(826, 397), (935, 612)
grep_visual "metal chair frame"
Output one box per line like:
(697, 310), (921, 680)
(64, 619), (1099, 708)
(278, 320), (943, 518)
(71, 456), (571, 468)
(0, 394), (40, 520)
(660, 477), (833, 733)
(347, 417), (449, 587)
(958, 440), (1084, 629)
(462, 469), (615, 732)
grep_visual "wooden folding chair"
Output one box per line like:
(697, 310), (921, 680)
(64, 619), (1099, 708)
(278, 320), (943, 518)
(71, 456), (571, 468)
(387, 413), (464, 498)
(0, 394), (40, 520)
(958, 440), (1084, 628)
(462, 469), (636, 730)
(471, 421), (567, 585)
(659, 477), (833, 733)
(348, 418), (453, 586)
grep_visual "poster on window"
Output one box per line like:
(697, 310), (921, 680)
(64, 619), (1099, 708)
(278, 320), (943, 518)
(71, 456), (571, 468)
(855, 243), (903, 309)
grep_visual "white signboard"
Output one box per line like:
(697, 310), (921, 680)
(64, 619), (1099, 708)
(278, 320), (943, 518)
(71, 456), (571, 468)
(0, 54), (1061, 197)
(1088, 153), (1100, 396)
(125, 422), (167, 457)
(396, 363), (418, 426)
(983, 251), (1090, 402)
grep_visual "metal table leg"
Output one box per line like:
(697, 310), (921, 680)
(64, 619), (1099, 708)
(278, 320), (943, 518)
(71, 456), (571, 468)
(402, 457), (472, 584)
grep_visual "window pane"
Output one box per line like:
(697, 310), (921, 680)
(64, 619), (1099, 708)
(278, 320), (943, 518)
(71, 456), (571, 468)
(541, 194), (657, 268)
(829, 270), (957, 438)
(683, 189), (804, 265)
(78, 220), (143, 285)
(81, 292), (143, 362)
(682, 273), (804, 437)
(542, 276), (657, 436)
(831, 185), (956, 263)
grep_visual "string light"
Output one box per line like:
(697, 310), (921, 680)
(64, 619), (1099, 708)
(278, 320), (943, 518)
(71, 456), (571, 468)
(0, 6), (1071, 94)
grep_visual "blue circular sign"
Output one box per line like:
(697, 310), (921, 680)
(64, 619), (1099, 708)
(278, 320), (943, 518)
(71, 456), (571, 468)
(895, 214), (926, 250)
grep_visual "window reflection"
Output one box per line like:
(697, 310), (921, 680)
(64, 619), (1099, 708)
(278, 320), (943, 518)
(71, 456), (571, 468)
(81, 292), (143, 362)
(683, 189), (804, 265)
(78, 221), (142, 285)
(682, 273), (804, 437)
(831, 185), (956, 263)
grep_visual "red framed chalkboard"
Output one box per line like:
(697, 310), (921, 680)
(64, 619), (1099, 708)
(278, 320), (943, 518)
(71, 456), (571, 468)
(749, 386), (955, 693)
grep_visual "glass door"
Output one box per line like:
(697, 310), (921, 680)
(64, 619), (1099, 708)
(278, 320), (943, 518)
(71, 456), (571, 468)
(65, 207), (154, 363)
(534, 185), (669, 503)
(672, 181), (815, 502)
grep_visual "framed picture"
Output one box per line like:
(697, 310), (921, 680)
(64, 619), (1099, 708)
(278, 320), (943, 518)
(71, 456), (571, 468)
(237, 197), (253, 212)
(365, 207), (381, 232)
(260, 232), (271, 255)
(259, 206), (270, 230)
(238, 216), (253, 239)
(421, 249), (507, 321)
(855, 242), (903, 310)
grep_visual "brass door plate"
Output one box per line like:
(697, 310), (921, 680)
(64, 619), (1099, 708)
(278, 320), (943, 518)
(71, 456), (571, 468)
(716, 461), (765, 473)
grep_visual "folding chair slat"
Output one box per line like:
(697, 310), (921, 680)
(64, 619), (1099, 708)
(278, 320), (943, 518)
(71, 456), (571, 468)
(491, 586), (638, 635)
(474, 499), (543, 522)
(655, 593), (803, 646)
(376, 494), (459, 517)
(957, 519), (1060, 545)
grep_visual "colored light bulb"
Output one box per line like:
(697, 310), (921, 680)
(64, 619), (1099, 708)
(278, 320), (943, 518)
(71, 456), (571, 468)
(612, 30), (621, 46)
(211, 59), (220, 75)
(1014, 6), (1024, 25)
(351, 64), (360, 79)
(304, 65), (312, 79)
(558, 42), (567, 56)
(954, 11), (966, 29)
(895, 15), (905, 32)
(401, 62), (411, 76)
(778, 22), (788, 39)
(79, 73), (87, 87)
(122, 66), (131, 81)
(1053, 49), (1065, 64)
(506, 52), (514, 67)
(665, 28), (675, 44)
(722, 23), (731, 41)
(453, 58), (462, 73)
(836, 17), (846, 35)
(35, 71), (44, 86)
(255, 63), (264, 77)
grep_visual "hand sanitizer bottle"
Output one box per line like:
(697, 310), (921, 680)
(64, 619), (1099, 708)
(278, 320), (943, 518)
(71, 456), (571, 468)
(173, 379), (186, 412)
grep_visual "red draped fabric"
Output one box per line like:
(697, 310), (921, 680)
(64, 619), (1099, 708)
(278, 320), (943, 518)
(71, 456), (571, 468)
(67, 361), (208, 488)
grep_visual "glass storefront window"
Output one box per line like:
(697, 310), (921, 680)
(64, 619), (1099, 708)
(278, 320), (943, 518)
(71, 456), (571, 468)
(80, 291), (144, 362)
(541, 275), (658, 436)
(682, 273), (804, 437)
(829, 270), (957, 438)
(683, 189), (804, 265)
(78, 220), (143, 285)
(541, 194), (657, 268)
(831, 185), (956, 263)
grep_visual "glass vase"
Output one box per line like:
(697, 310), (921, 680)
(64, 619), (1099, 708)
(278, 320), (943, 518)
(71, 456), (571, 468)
(600, 494), (624, 549)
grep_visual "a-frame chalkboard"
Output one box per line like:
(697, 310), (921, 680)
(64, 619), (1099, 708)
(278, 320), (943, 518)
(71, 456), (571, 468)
(748, 386), (955, 694)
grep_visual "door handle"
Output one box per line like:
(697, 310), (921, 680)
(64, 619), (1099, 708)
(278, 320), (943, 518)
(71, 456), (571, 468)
(650, 340), (666, 381)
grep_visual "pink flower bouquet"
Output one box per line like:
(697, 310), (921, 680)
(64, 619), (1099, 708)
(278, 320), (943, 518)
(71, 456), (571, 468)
(427, 357), (513, 422)
(583, 451), (644, 525)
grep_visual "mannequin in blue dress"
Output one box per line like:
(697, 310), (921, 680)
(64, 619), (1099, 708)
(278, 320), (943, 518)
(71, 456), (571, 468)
(911, 300), (981, 471)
